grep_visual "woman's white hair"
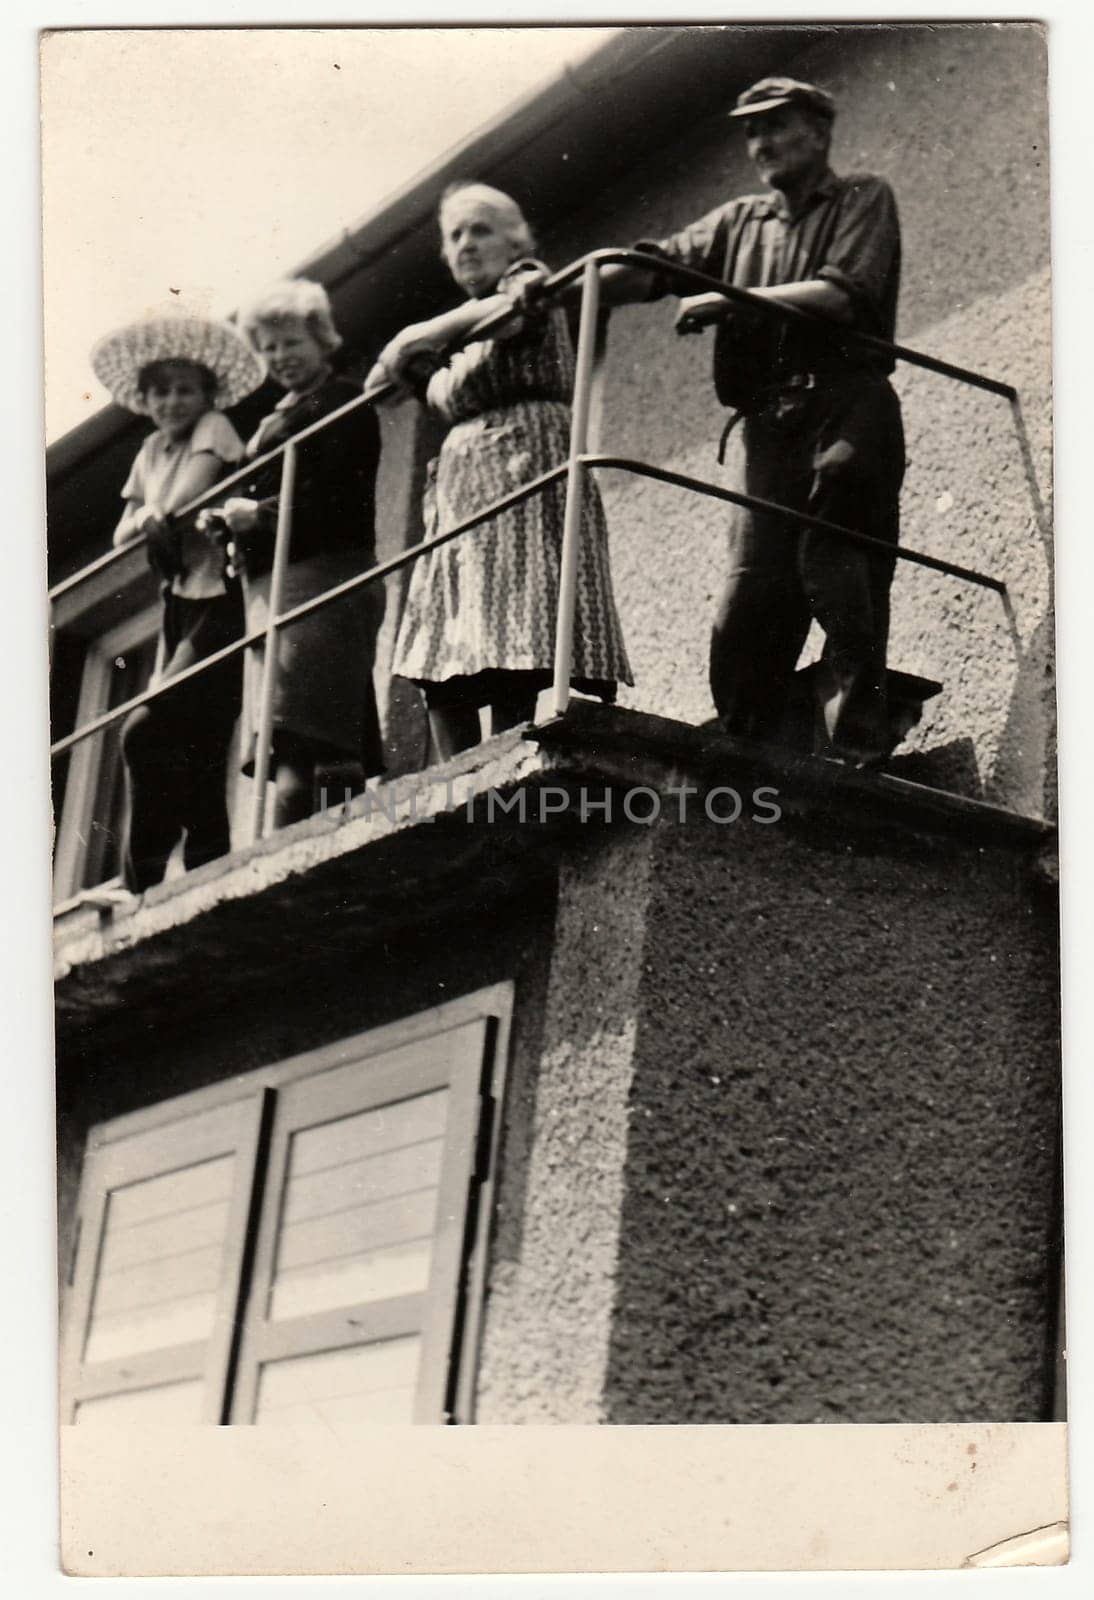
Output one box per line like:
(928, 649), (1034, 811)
(238, 278), (343, 355)
(438, 182), (536, 262)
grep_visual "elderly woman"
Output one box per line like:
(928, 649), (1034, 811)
(202, 279), (384, 826)
(369, 182), (632, 759)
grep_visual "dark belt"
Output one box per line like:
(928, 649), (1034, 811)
(716, 374), (813, 464)
(716, 369), (879, 464)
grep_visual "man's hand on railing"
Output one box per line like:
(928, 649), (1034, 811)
(674, 293), (732, 335)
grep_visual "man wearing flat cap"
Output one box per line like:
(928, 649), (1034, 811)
(607, 76), (905, 764)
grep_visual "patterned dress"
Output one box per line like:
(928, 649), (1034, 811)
(392, 261), (632, 704)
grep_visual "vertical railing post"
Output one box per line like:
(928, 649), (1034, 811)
(248, 440), (297, 843)
(551, 258), (601, 718)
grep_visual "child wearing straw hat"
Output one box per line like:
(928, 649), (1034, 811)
(90, 312), (264, 891)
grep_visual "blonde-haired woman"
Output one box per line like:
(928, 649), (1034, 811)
(202, 278), (384, 825)
(370, 182), (632, 758)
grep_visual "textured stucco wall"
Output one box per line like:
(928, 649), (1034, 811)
(56, 723), (1061, 1422)
(474, 829), (653, 1421)
(887, 270), (1053, 815)
(534, 23), (1051, 814)
(600, 808), (1060, 1423)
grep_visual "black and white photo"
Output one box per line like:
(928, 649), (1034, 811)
(42, 19), (1067, 1576)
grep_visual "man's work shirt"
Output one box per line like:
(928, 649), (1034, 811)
(637, 169), (901, 377)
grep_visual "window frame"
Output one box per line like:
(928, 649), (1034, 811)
(52, 602), (160, 904)
(61, 983), (514, 1426)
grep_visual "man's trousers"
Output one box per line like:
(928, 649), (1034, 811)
(710, 374), (906, 762)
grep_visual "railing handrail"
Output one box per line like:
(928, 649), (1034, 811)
(47, 247), (1016, 607)
(541, 249), (1019, 402)
(47, 387), (385, 605)
(584, 455), (1007, 595)
(49, 464), (571, 760)
(50, 238), (1023, 840)
(49, 444), (1007, 764)
(48, 279), (555, 605)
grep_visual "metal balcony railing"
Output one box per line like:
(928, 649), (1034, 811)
(49, 248), (1030, 891)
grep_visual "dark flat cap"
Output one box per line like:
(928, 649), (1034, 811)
(729, 77), (836, 122)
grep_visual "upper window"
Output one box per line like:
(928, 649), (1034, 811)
(52, 608), (160, 902)
(61, 987), (511, 1424)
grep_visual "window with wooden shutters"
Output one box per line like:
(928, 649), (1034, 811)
(61, 987), (511, 1425)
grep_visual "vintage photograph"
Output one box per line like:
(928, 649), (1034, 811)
(44, 18), (1064, 1573)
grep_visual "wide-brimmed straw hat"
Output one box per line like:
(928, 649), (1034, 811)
(90, 312), (265, 415)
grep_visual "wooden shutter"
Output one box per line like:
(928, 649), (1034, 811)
(61, 986), (512, 1427)
(61, 1093), (269, 1425)
(228, 1018), (492, 1425)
